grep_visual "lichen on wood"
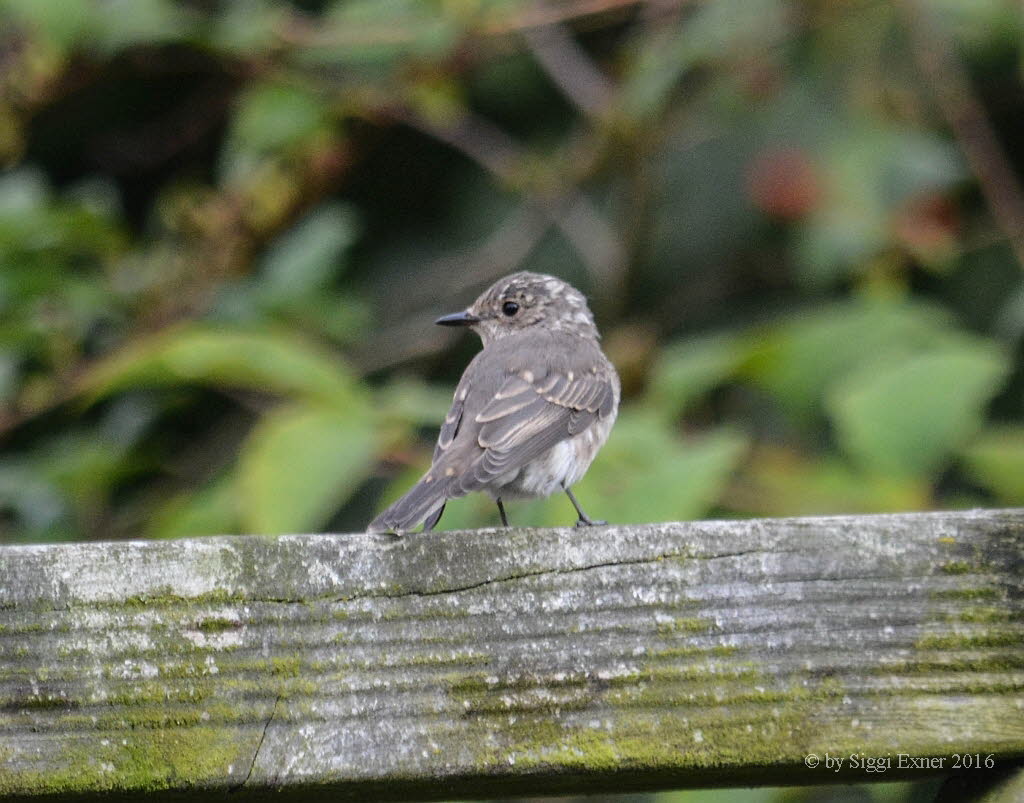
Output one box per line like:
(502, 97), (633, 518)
(1, 509), (1022, 800)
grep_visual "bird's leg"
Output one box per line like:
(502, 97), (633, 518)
(496, 498), (510, 527)
(565, 486), (606, 527)
(422, 503), (446, 532)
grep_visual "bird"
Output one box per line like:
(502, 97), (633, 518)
(367, 271), (620, 535)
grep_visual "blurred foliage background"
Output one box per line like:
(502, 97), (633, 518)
(1, 0), (1022, 799)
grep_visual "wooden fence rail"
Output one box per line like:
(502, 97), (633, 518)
(1, 509), (1022, 800)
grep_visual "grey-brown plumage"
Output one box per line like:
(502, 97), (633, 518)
(368, 272), (620, 534)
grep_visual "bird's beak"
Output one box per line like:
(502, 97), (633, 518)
(435, 310), (480, 327)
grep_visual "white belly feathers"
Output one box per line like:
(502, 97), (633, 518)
(489, 412), (616, 500)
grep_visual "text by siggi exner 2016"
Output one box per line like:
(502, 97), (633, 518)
(803, 753), (996, 773)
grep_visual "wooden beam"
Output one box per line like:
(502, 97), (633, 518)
(1, 510), (1022, 800)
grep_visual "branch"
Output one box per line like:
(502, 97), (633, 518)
(394, 107), (625, 289)
(522, 22), (615, 117)
(899, 0), (1024, 271)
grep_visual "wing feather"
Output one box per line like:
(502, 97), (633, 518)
(493, 376), (533, 399)
(475, 391), (537, 423)
(433, 381), (467, 460)
(455, 370), (614, 494)
(576, 382), (603, 412)
(567, 408), (595, 435)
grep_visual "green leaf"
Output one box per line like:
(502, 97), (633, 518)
(237, 402), (377, 534)
(37, 431), (135, 509)
(743, 299), (954, 421)
(827, 340), (1010, 478)
(927, 0), (1022, 53)
(231, 83), (326, 154)
(620, 0), (786, 121)
(281, 293), (372, 344)
(209, 0), (288, 54)
(148, 475), (240, 540)
(736, 448), (928, 516)
(648, 331), (746, 418)
(994, 282), (1024, 342)
(374, 378), (456, 427)
(5, 0), (192, 56)
(81, 327), (361, 406)
(259, 203), (359, 301)
(0, 167), (48, 215)
(794, 126), (964, 285)
(960, 426), (1024, 504)
(91, 0), (189, 53)
(0, 0), (94, 49)
(0, 353), (17, 405)
(301, 0), (458, 66)
(221, 82), (328, 181)
(0, 463), (66, 532)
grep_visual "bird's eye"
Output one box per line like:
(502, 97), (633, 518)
(502, 301), (519, 317)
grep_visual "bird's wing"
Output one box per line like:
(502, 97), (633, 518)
(454, 368), (615, 495)
(432, 374), (468, 461)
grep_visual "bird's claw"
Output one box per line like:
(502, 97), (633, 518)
(575, 518), (607, 527)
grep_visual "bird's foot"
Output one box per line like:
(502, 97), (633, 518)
(564, 487), (604, 528)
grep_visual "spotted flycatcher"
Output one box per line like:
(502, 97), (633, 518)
(368, 272), (620, 534)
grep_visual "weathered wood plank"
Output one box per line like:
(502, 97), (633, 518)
(1, 510), (1022, 800)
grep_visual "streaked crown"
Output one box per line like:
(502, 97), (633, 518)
(467, 272), (598, 344)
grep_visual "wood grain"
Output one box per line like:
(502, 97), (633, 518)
(1, 509), (1022, 800)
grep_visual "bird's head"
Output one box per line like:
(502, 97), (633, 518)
(435, 272), (598, 345)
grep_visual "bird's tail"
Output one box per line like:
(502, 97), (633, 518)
(367, 473), (449, 534)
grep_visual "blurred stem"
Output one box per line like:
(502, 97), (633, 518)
(522, 23), (614, 117)
(389, 203), (551, 312)
(394, 106), (625, 292)
(277, 0), (652, 48)
(898, 0), (1024, 272)
(355, 204), (551, 373)
(486, 0), (650, 34)
(357, 189), (630, 373)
